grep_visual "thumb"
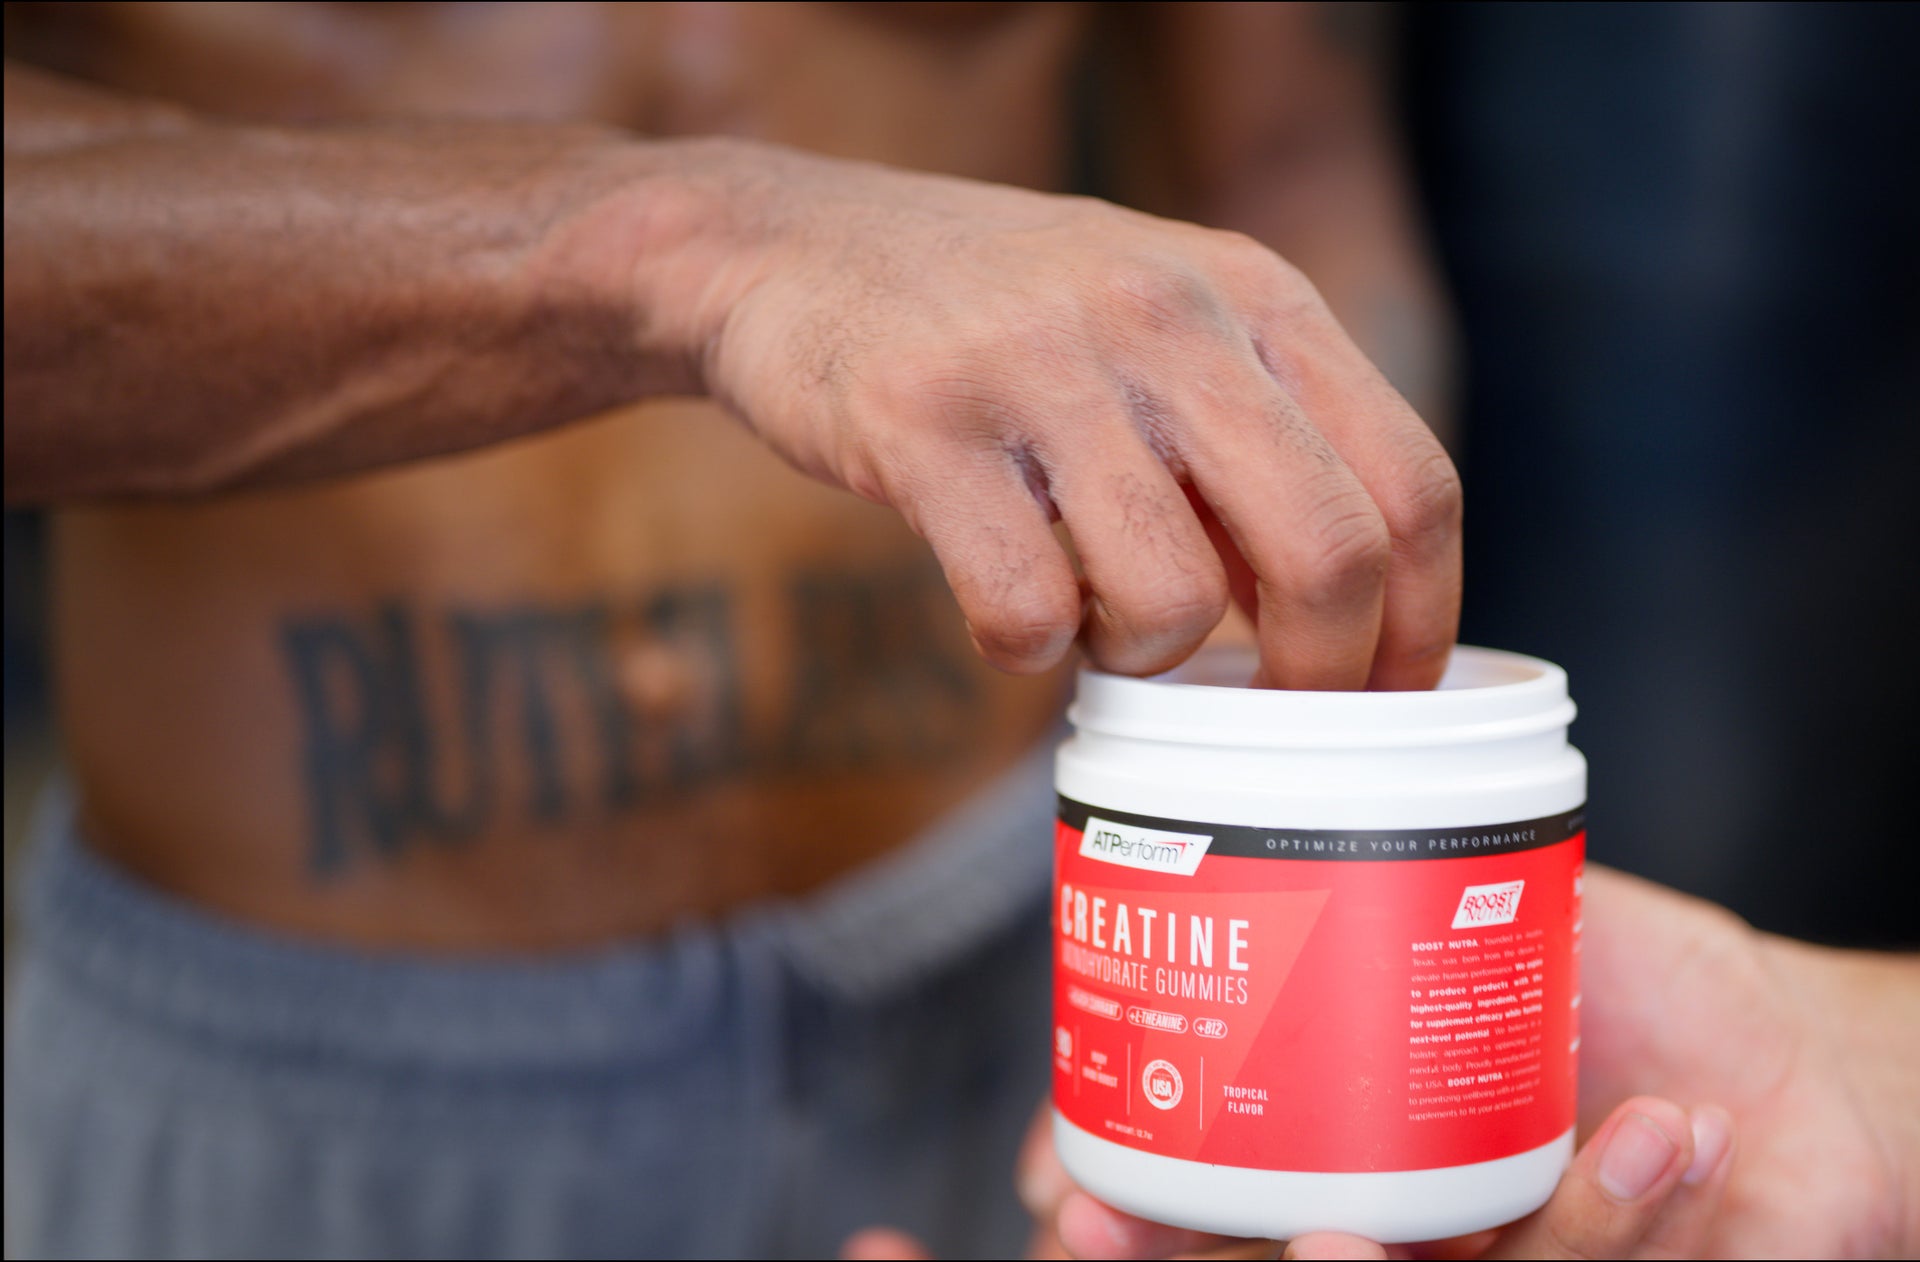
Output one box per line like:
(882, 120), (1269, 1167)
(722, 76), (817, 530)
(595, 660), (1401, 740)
(1482, 1096), (1697, 1259)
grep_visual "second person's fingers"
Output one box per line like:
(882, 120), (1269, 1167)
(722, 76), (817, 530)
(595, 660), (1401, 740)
(1055, 1191), (1266, 1261)
(1630, 1104), (1735, 1259)
(1017, 1102), (1074, 1225)
(841, 1227), (935, 1261)
(1481, 1096), (1698, 1260)
(1282, 1233), (1389, 1260)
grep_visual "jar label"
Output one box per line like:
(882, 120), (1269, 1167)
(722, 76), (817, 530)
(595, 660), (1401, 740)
(1053, 798), (1584, 1173)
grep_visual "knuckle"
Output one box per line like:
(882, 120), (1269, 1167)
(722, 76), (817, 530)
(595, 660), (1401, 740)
(913, 372), (1023, 436)
(1127, 567), (1230, 639)
(970, 583), (1080, 665)
(1239, 251), (1334, 332)
(1087, 562), (1227, 677)
(1386, 442), (1465, 552)
(924, 324), (1089, 422)
(869, 351), (1024, 440)
(1209, 228), (1289, 278)
(1299, 490), (1392, 603)
(1208, 226), (1310, 289)
(1100, 258), (1222, 333)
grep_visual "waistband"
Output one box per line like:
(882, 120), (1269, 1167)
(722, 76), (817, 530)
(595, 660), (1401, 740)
(18, 742), (1057, 1074)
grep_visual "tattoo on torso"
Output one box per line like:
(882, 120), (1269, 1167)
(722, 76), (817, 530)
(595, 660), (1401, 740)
(281, 562), (984, 874)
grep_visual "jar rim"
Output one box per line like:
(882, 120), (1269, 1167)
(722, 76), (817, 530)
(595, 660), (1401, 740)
(1068, 645), (1575, 749)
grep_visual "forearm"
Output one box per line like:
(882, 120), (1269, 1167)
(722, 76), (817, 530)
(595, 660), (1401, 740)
(4, 62), (718, 502)
(4, 56), (1471, 693)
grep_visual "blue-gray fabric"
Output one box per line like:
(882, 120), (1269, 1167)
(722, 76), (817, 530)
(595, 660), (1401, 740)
(4, 746), (1056, 1259)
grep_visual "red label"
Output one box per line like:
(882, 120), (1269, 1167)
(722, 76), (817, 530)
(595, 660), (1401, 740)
(1053, 802), (1583, 1173)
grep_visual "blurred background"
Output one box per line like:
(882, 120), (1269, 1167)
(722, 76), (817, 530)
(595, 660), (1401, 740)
(1401, 2), (1919, 948)
(4, 0), (1916, 1005)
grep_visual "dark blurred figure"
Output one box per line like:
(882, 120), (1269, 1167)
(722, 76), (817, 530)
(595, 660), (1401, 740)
(3, 514), (50, 737)
(1405, 2), (1920, 947)
(4, 509), (54, 983)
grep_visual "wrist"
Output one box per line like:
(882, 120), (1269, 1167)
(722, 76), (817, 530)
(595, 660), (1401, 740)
(1763, 934), (1920, 1255)
(550, 134), (790, 401)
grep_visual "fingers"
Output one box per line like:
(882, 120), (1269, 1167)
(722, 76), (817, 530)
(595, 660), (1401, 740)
(719, 170), (1464, 691)
(854, 1112), (1730, 1262)
(841, 1227), (934, 1261)
(1045, 424), (1230, 676)
(902, 392), (1237, 681)
(1017, 1102), (1075, 1225)
(872, 242), (1457, 691)
(1282, 1234), (1389, 1260)
(891, 444), (1083, 675)
(1107, 240), (1454, 693)
(1386, 1229), (1499, 1260)
(1017, 1101), (1079, 1257)
(1017, 1087), (1732, 1262)
(1174, 369), (1389, 690)
(1216, 247), (1462, 691)
(1017, 1104), (1264, 1261)
(1481, 1096), (1733, 1260)
(1633, 1105), (1735, 1259)
(1055, 1191), (1264, 1260)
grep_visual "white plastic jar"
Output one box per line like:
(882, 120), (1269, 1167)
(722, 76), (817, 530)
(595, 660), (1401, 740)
(1051, 645), (1585, 1243)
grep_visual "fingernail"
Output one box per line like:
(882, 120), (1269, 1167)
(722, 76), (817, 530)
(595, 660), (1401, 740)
(1683, 1106), (1734, 1186)
(1598, 1113), (1680, 1201)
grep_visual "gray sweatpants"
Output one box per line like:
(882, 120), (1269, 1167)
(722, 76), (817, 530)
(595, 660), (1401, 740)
(3, 747), (1056, 1259)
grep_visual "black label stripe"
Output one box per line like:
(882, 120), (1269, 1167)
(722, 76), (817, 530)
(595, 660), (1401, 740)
(1059, 797), (1585, 861)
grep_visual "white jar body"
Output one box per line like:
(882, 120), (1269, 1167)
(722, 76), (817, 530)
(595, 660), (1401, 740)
(1050, 648), (1585, 1243)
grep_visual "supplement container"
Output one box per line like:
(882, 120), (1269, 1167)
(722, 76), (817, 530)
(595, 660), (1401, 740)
(1052, 645), (1584, 1242)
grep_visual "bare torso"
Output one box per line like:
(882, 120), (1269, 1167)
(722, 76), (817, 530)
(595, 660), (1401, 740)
(14, 1), (1087, 949)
